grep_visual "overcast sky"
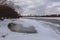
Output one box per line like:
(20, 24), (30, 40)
(9, 0), (60, 16)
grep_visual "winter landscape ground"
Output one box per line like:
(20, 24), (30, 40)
(0, 17), (60, 40)
(0, 0), (60, 40)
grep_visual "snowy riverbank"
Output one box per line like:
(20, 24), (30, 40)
(0, 18), (60, 40)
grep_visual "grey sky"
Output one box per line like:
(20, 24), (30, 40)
(9, 0), (60, 16)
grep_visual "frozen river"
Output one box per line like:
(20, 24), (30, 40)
(36, 19), (60, 25)
(22, 17), (60, 25)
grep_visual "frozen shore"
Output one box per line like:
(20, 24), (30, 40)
(0, 18), (60, 40)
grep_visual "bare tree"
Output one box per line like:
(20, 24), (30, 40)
(6, 0), (15, 9)
(0, 0), (21, 20)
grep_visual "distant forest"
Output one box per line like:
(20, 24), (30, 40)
(40, 14), (60, 17)
(22, 14), (60, 17)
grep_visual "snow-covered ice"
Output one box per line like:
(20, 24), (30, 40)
(0, 18), (60, 40)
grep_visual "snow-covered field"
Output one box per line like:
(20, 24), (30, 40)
(0, 18), (60, 40)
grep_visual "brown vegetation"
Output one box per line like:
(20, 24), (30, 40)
(0, 5), (21, 20)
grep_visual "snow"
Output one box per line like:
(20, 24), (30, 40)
(0, 18), (60, 40)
